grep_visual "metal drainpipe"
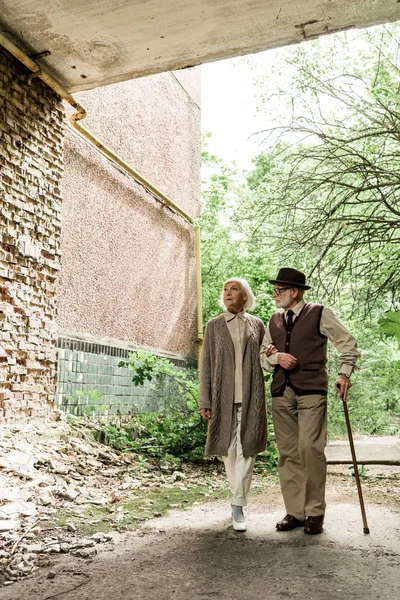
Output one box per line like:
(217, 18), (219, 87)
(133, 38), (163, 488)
(0, 32), (204, 361)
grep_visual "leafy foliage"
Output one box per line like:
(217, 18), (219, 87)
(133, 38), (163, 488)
(326, 313), (400, 436)
(118, 350), (166, 385)
(119, 350), (198, 404)
(378, 311), (400, 347)
(244, 25), (400, 308)
(200, 134), (276, 325)
(254, 418), (279, 473)
(117, 351), (207, 461)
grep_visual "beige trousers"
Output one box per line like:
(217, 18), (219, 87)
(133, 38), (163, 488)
(222, 404), (255, 507)
(272, 386), (327, 520)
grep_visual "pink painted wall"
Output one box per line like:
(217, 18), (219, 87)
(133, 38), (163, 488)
(57, 69), (200, 358)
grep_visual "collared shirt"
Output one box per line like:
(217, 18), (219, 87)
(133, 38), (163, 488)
(224, 310), (247, 403)
(260, 299), (360, 377)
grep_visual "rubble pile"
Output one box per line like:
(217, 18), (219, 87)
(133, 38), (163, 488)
(0, 412), (225, 587)
(0, 415), (124, 586)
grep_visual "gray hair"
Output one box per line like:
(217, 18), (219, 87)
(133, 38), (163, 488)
(218, 278), (256, 311)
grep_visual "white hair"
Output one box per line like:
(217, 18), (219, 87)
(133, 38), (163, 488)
(218, 277), (256, 311)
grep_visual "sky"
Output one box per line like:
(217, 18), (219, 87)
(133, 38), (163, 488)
(200, 23), (388, 172)
(200, 40), (305, 172)
(200, 52), (277, 171)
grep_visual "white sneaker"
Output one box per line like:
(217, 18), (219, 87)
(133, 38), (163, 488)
(232, 505), (247, 532)
(232, 517), (247, 532)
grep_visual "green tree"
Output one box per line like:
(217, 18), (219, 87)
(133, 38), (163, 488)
(241, 24), (400, 309)
(200, 134), (275, 325)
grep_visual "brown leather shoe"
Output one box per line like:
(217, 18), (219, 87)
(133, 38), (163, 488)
(276, 514), (305, 531)
(304, 515), (324, 534)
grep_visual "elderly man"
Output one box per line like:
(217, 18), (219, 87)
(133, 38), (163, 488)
(260, 268), (360, 534)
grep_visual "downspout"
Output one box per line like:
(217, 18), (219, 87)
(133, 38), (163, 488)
(0, 32), (204, 361)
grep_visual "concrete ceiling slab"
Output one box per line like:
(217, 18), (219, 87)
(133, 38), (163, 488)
(1, 1), (400, 92)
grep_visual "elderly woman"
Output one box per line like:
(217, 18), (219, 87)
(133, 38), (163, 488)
(199, 278), (267, 532)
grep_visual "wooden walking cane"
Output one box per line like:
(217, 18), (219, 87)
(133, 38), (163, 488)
(336, 382), (370, 534)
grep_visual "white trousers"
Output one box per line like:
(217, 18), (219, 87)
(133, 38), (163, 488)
(222, 404), (255, 507)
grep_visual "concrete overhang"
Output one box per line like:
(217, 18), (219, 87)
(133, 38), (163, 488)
(1, 1), (400, 92)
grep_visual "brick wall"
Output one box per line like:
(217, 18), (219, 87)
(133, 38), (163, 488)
(0, 48), (64, 421)
(0, 47), (200, 421)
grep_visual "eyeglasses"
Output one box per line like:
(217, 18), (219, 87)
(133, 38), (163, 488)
(272, 287), (293, 296)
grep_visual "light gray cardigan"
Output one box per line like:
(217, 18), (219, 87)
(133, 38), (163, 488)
(199, 313), (267, 457)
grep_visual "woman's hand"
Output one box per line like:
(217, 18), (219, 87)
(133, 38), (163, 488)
(264, 344), (278, 357)
(200, 408), (211, 420)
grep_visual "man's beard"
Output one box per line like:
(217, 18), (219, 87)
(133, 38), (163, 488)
(275, 296), (293, 309)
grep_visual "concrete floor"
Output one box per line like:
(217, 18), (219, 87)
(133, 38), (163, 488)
(3, 436), (400, 600)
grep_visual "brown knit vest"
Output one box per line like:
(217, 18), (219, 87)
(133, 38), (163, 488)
(269, 303), (328, 397)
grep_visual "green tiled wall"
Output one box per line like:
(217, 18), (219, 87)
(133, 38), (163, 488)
(55, 338), (196, 418)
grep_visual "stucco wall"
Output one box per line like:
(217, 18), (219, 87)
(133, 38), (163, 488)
(57, 68), (201, 359)
(0, 47), (64, 420)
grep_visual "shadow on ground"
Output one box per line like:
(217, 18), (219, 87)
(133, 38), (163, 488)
(4, 494), (400, 600)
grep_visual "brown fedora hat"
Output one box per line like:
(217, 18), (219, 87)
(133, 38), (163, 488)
(268, 267), (311, 290)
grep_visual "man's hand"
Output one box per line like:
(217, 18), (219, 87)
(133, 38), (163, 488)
(278, 353), (298, 370)
(335, 375), (352, 402)
(200, 408), (211, 420)
(264, 344), (278, 357)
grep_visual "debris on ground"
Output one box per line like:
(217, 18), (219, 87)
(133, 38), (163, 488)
(0, 412), (229, 587)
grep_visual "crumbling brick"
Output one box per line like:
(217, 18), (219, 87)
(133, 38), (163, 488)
(0, 47), (64, 422)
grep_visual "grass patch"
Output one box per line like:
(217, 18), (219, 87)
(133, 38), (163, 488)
(117, 485), (230, 529)
(47, 484), (231, 537)
(46, 507), (113, 537)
